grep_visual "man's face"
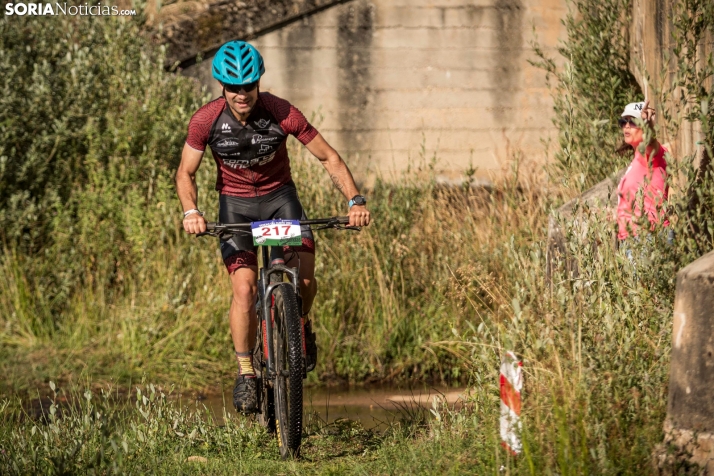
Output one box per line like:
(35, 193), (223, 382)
(223, 80), (259, 116)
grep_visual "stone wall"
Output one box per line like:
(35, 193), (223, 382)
(140, 0), (346, 67)
(629, 0), (714, 163)
(182, 0), (567, 184)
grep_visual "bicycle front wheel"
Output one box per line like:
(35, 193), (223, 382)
(255, 311), (275, 434)
(272, 284), (304, 459)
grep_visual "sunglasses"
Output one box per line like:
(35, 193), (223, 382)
(224, 81), (258, 94)
(618, 117), (639, 128)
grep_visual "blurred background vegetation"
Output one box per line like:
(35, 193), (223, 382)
(1, 0), (713, 473)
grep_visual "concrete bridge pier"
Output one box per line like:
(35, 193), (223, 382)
(656, 251), (714, 474)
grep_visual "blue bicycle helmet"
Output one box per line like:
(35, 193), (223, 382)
(212, 41), (265, 85)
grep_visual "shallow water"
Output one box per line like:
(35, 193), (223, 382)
(200, 384), (467, 430)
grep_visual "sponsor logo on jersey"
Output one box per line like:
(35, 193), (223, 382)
(254, 119), (270, 129)
(223, 159), (249, 169)
(257, 151), (277, 166)
(222, 150), (277, 169)
(251, 134), (280, 145)
(221, 123), (231, 133)
(259, 144), (272, 153)
(217, 139), (240, 147)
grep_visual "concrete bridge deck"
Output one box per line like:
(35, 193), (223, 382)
(140, 0), (566, 183)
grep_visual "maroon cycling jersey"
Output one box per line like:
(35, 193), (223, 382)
(186, 93), (319, 197)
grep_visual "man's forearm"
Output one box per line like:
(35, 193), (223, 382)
(307, 137), (370, 227)
(176, 170), (199, 212)
(322, 154), (360, 200)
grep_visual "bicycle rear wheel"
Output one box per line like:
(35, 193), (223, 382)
(272, 284), (304, 459)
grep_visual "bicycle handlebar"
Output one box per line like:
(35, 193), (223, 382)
(196, 216), (357, 238)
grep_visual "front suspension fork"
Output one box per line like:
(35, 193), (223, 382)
(260, 258), (300, 379)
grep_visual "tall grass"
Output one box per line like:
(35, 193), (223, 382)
(0, 381), (502, 474)
(7, 126), (674, 472)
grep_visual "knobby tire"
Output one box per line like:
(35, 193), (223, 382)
(273, 285), (304, 459)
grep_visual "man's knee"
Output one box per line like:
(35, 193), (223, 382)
(232, 281), (257, 301)
(229, 266), (258, 306)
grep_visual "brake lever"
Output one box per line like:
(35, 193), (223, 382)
(196, 230), (222, 238)
(336, 225), (361, 232)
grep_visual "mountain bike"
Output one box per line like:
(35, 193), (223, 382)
(198, 216), (358, 458)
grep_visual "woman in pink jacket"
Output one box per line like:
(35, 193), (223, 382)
(616, 100), (671, 259)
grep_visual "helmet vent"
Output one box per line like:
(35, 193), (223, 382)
(212, 41), (264, 84)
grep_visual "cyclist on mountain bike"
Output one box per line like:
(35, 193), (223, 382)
(175, 41), (370, 414)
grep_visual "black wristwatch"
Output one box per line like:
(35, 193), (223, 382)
(348, 195), (367, 208)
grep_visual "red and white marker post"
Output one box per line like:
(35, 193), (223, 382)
(500, 351), (523, 455)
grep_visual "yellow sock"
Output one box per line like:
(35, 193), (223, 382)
(235, 351), (255, 377)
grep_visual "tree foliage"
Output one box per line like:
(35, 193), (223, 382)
(0, 13), (203, 312)
(532, 0), (642, 190)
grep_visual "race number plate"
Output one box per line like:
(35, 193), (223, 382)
(251, 219), (302, 246)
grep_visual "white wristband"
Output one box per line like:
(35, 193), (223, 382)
(183, 209), (203, 218)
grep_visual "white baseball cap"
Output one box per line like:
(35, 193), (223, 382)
(621, 102), (645, 117)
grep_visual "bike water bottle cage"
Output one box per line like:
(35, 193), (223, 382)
(212, 41), (265, 85)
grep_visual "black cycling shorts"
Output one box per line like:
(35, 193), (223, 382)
(218, 182), (315, 273)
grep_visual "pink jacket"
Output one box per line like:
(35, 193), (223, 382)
(616, 144), (669, 240)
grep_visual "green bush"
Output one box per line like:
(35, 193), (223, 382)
(0, 13), (203, 315)
(666, 0), (714, 259)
